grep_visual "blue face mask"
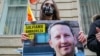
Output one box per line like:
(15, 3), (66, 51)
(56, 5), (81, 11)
(42, 5), (54, 16)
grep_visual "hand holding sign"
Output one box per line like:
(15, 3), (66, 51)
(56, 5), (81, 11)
(96, 27), (100, 42)
(21, 33), (29, 42)
(78, 31), (87, 46)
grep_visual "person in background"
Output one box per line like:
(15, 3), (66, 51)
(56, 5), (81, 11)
(87, 14), (100, 56)
(39, 0), (60, 20)
(92, 14), (100, 22)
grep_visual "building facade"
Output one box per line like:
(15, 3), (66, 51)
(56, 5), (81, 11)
(0, 0), (100, 56)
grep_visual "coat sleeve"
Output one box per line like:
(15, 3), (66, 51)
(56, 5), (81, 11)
(87, 22), (100, 52)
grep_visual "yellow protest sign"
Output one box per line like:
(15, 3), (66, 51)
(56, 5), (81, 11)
(28, 34), (34, 40)
(24, 24), (46, 33)
(23, 24), (46, 40)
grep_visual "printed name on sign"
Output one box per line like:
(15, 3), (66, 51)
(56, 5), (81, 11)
(24, 24), (46, 34)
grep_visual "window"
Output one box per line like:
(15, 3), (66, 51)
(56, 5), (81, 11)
(4, 7), (27, 34)
(8, 0), (27, 5)
(80, 0), (100, 34)
(1, 0), (27, 35)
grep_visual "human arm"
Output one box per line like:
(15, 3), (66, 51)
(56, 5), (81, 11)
(78, 31), (87, 47)
(21, 33), (29, 42)
(87, 23), (100, 52)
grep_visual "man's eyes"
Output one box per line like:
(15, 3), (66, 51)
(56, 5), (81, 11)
(64, 34), (70, 37)
(55, 34), (70, 39)
(55, 35), (60, 39)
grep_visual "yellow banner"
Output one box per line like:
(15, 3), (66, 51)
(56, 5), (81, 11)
(24, 24), (46, 34)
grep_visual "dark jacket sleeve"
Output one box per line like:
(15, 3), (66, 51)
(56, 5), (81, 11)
(87, 22), (100, 52)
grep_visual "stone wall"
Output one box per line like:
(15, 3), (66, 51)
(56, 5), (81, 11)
(0, 35), (22, 56)
(30, 0), (78, 20)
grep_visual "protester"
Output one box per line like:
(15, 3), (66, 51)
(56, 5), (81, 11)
(87, 14), (100, 56)
(40, 0), (60, 20)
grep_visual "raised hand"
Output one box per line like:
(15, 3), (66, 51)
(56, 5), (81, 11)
(78, 31), (87, 46)
(96, 27), (100, 42)
(21, 33), (29, 42)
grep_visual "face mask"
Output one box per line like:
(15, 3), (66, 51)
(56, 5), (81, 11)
(42, 5), (54, 16)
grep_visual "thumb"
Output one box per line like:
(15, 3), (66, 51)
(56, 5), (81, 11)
(96, 27), (100, 33)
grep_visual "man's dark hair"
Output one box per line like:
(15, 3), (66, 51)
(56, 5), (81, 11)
(92, 14), (100, 21)
(48, 21), (74, 38)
